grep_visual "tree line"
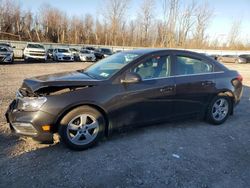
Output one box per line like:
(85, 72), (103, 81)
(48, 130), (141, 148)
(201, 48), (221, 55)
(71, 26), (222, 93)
(0, 0), (249, 50)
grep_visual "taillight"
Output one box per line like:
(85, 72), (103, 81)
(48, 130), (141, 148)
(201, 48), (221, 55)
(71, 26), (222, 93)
(236, 75), (243, 82)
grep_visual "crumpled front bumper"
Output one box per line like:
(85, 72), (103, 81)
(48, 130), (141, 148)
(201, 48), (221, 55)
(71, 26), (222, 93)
(5, 100), (55, 143)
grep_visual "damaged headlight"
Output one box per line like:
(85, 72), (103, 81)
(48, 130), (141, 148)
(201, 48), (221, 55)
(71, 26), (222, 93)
(17, 97), (47, 111)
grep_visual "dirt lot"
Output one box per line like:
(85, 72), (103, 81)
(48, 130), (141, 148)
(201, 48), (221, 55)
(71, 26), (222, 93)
(0, 62), (250, 188)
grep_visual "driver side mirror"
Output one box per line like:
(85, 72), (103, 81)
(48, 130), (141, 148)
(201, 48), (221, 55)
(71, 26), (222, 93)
(121, 72), (142, 84)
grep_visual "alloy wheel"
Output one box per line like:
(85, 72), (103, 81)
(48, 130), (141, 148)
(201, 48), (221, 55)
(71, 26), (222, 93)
(66, 114), (99, 145)
(212, 98), (229, 121)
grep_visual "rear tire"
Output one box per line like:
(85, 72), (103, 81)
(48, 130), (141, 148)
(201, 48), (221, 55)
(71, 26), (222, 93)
(59, 106), (105, 150)
(206, 96), (232, 125)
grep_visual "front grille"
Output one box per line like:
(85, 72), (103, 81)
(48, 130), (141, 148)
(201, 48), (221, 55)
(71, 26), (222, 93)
(63, 56), (71, 60)
(29, 53), (45, 56)
(28, 51), (45, 56)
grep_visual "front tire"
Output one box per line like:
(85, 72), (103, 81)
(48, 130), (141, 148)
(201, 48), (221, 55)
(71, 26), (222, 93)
(207, 96), (232, 125)
(59, 106), (105, 150)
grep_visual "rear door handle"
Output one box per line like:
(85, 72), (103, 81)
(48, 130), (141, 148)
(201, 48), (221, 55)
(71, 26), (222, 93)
(160, 86), (175, 93)
(201, 81), (214, 86)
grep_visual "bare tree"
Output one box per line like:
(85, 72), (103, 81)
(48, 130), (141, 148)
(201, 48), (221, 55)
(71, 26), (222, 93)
(177, 1), (197, 47)
(160, 0), (179, 47)
(83, 14), (94, 44)
(138, 0), (155, 46)
(192, 2), (213, 48)
(103, 0), (130, 45)
(228, 19), (242, 48)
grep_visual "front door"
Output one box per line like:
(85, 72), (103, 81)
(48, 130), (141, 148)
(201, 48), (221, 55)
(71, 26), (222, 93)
(117, 54), (176, 125)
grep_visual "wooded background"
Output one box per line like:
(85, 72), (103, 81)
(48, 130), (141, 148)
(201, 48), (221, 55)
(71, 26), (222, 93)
(0, 0), (249, 50)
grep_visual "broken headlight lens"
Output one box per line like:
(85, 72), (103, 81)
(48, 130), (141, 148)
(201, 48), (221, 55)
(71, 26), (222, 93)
(18, 97), (47, 111)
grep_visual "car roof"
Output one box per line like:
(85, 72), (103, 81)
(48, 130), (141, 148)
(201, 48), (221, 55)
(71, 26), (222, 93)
(123, 48), (202, 56)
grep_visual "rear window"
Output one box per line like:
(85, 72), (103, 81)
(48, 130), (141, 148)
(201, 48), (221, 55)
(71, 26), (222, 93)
(175, 56), (213, 75)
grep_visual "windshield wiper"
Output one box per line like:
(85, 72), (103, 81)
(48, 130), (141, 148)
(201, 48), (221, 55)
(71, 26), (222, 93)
(79, 70), (96, 79)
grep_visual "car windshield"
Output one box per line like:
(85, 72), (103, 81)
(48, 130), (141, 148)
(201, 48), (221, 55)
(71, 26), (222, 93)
(240, 55), (250, 58)
(84, 52), (141, 79)
(70, 48), (78, 52)
(80, 50), (90, 54)
(58, 49), (69, 53)
(27, 43), (44, 49)
(100, 48), (112, 54)
(0, 43), (11, 47)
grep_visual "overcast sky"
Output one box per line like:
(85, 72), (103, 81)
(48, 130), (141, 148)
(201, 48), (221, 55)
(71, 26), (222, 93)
(19, 0), (250, 44)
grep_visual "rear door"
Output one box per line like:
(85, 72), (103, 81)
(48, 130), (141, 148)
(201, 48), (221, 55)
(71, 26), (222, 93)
(172, 52), (218, 116)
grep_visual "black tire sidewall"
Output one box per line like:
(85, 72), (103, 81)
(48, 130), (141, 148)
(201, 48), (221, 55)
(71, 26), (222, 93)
(207, 96), (232, 125)
(59, 106), (105, 150)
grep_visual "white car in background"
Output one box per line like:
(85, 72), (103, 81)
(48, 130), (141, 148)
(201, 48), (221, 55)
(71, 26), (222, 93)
(23, 43), (47, 62)
(0, 45), (14, 63)
(79, 49), (96, 62)
(53, 48), (74, 62)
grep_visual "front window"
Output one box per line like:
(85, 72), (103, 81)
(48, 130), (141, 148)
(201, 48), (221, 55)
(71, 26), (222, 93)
(84, 52), (141, 79)
(132, 55), (171, 80)
(27, 43), (44, 49)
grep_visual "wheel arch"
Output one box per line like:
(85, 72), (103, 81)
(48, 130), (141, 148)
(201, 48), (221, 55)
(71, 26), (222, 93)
(53, 102), (110, 136)
(210, 90), (235, 115)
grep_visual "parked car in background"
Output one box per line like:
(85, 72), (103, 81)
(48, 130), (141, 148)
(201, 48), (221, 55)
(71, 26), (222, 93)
(23, 43), (47, 62)
(46, 49), (54, 59)
(218, 55), (246, 64)
(96, 48), (113, 57)
(69, 48), (80, 61)
(5, 49), (243, 150)
(82, 46), (104, 61)
(79, 49), (96, 62)
(53, 48), (74, 62)
(115, 50), (122, 53)
(209, 54), (219, 60)
(83, 46), (96, 53)
(239, 54), (250, 63)
(0, 45), (14, 63)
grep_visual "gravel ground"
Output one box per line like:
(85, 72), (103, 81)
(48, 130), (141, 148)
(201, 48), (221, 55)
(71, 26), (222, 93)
(0, 61), (250, 188)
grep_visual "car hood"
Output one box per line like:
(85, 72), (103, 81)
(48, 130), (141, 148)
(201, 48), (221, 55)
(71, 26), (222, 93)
(80, 53), (94, 56)
(57, 52), (72, 56)
(25, 48), (45, 52)
(21, 70), (101, 93)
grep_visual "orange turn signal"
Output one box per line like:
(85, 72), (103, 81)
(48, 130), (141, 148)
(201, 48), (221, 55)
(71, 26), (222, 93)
(42, 125), (51, 131)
